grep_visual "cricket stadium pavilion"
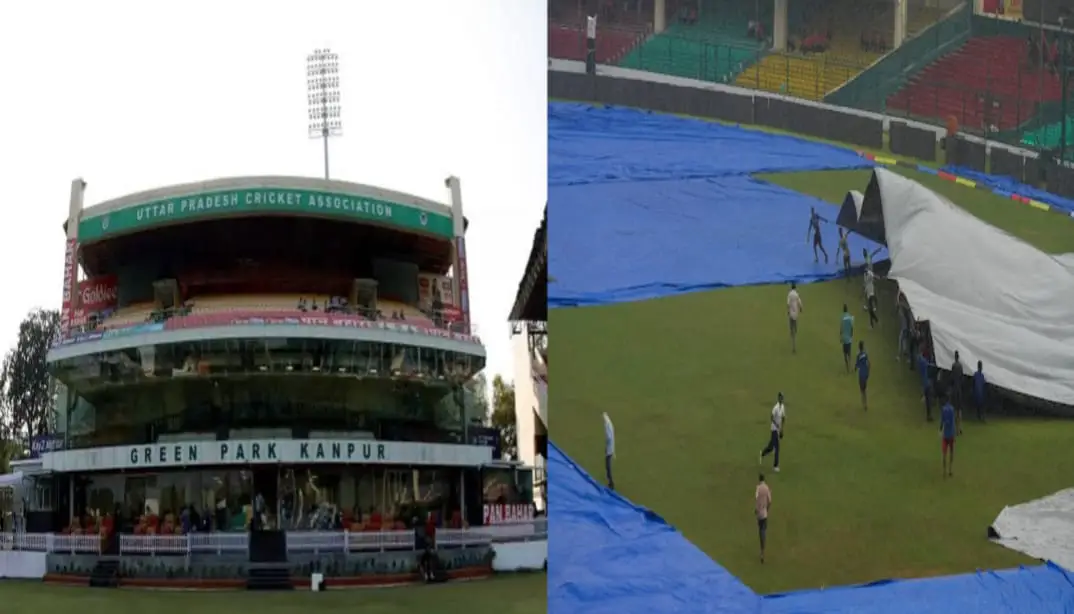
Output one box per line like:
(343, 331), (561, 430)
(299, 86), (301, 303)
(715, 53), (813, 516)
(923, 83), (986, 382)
(508, 205), (547, 512)
(0, 176), (541, 589)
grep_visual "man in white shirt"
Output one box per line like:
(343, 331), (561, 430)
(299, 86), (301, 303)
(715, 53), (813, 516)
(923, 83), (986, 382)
(759, 393), (786, 472)
(787, 282), (803, 354)
(585, 14), (598, 75)
(603, 412), (615, 490)
(864, 268), (878, 329)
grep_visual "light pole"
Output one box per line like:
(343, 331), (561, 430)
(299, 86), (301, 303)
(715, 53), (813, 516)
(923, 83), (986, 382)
(307, 48), (342, 180)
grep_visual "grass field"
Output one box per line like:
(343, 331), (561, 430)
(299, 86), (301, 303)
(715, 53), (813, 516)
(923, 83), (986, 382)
(2, 574), (545, 613)
(551, 155), (1074, 594)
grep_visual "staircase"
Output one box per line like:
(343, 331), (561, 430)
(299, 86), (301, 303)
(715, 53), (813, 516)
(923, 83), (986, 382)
(246, 563), (294, 591)
(88, 559), (120, 588)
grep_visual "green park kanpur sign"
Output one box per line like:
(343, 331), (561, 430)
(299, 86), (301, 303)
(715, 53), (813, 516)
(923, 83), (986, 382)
(77, 187), (455, 242)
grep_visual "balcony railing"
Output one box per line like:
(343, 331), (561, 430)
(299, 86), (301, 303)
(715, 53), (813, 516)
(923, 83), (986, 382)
(0, 520), (547, 555)
(61, 304), (479, 347)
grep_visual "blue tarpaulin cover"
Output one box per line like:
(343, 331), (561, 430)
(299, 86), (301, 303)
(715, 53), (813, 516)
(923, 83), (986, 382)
(547, 441), (762, 614)
(548, 103), (881, 307)
(762, 563), (1074, 613)
(549, 437), (1074, 613)
(944, 165), (1074, 215)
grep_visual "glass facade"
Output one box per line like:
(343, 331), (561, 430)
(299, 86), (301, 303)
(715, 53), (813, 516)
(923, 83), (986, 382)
(482, 466), (534, 506)
(73, 465), (465, 535)
(52, 338), (482, 389)
(46, 336), (512, 536)
(51, 338), (487, 451)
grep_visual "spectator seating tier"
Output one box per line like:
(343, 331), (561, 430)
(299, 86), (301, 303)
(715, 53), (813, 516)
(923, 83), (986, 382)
(189, 294), (307, 314)
(735, 54), (870, 100)
(620, 0), (767, 83)
(548, 23), (646, 64)
(102, 303), (155, 329)
(886, 35), (1062, 131)
(619, 31), (761, 83)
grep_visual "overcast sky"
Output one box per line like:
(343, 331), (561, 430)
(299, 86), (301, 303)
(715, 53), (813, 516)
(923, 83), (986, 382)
(0, 0), (546, 387)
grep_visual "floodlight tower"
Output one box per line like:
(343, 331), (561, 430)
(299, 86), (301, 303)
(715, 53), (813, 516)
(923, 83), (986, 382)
(307, 48), (342, 180)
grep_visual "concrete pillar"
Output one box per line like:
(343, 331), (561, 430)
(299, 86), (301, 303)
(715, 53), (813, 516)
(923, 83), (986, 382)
(894, 0), (908, 49)
(445, 176), (471, 335)
(654, 0), (666, 34)
(773, 0), (789, 51)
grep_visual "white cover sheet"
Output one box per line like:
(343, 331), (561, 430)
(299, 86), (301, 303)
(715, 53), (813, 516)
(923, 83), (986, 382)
(841, 168), (1074, 406)
(991, 488), (1074, 571)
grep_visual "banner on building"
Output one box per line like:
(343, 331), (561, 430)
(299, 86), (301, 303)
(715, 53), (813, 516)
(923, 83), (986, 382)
(59, 239), (78, 336)
(30, 435), (65, 459)
(71, 275), (119, 326)
(467, 426), (502, 460)
(417, 273), (457, 311)
(483, 503), (535, 525)
(41, 438), (493, 472)
(455, 237), (471, 334)
(78, 275), (118, 312)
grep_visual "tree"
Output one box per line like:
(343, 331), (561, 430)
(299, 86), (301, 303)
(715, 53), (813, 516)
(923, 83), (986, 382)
(3, 309), (60, 454)
(464, 372), (490, 422)
(490, 375), (517, 461)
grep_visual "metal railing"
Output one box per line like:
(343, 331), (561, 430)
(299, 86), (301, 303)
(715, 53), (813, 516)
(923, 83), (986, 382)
(0, 519), (547, 555)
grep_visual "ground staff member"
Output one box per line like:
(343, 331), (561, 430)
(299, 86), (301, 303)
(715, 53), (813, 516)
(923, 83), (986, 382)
(760, 393), (786, 472)
(840, 304), (854, 373)
(603, 412), (615, 490)
(755, 473), (772, 563)
(787, 283), (804, 354)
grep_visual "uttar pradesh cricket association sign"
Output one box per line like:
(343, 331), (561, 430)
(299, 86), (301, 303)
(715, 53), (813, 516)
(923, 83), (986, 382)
(78, 186), (456, 242)
(41, 438), (493, 473)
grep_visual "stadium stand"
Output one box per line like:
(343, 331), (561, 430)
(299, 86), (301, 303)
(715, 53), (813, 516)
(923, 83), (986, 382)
(618, 28), (764, 83)
(187, 294), (297, 314)
(548, 22), (647, 64)
(92, 291), (458, 340)
(618, 0), (767, 83)
(736, 53), (869, 100)
(733, 0), (891, 99)
(887, 34), (1062, 131)
(824, 4), (971, 111)
(1021, 116), (1074, 150)
(730, 1), (945, 101)
(101, 303), (155, 329)
(380, 299), (436, 328)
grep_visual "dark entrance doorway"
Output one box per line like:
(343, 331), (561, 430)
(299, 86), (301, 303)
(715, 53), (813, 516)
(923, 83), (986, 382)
(252, 468), (278, 529)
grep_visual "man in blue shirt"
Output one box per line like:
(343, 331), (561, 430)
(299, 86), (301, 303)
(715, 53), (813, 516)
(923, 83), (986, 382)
(940, 395), (957, 478)
(973, 361), (987, 423)
(855, 341), (870, 411)
(949, 351), (965, 435)
(840, 305), (854, 373)
(918, 351), (933, 421)
(807, 208), (829, 264)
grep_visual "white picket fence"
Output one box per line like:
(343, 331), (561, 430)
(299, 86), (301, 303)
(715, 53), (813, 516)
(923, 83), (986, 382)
(0, 519), (547, 555)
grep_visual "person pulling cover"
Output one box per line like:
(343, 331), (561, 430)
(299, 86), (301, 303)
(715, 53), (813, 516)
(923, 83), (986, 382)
(806, 208), (829, 264)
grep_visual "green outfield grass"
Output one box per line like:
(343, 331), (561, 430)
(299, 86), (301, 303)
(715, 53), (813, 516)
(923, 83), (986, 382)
(551, 159), (1074, 594)
(2, 574), (545, 614)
